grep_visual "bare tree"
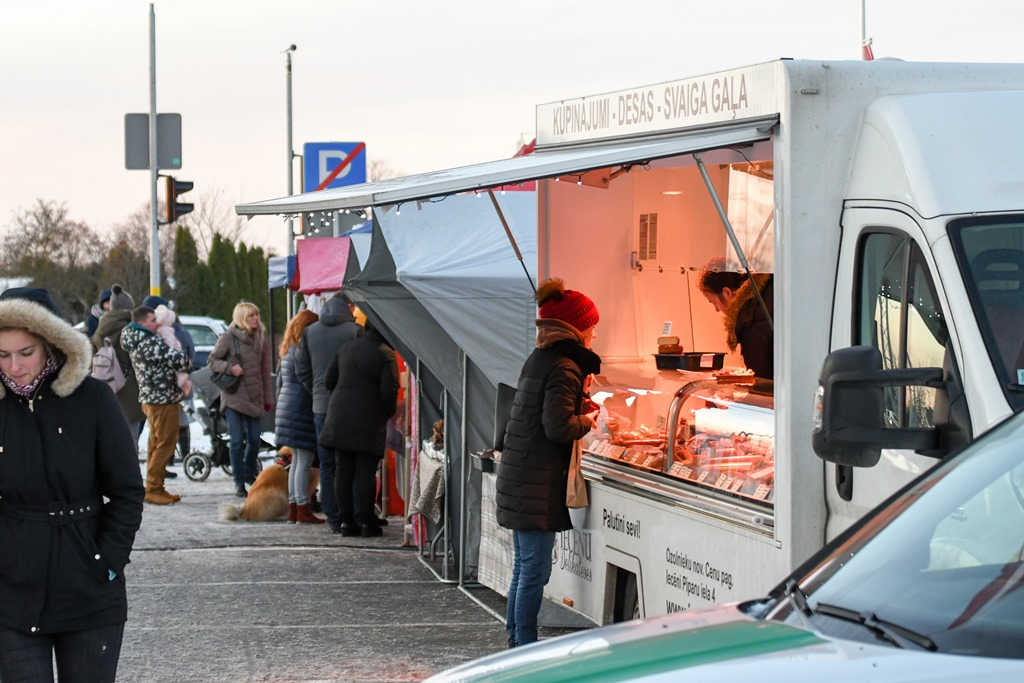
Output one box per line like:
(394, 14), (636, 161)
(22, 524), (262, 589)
(0, 199), (107, 319)
(369, 159), (403, 182)
(178, 188), (245, 260)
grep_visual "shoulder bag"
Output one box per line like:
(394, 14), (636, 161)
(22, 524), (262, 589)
(211, 335), (242, 394)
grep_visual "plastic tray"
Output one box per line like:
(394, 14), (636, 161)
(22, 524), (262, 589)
(654, 352), (725, 371)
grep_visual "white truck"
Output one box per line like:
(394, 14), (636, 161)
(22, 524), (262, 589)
(238, 59), (1024, 626)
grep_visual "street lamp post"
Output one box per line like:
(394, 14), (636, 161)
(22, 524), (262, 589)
(284, 44), (297, 318)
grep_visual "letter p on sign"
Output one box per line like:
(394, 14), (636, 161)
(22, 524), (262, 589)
(303, 142), (367, 192)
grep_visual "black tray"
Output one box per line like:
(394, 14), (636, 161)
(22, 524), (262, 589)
(654, 352), (725, 371)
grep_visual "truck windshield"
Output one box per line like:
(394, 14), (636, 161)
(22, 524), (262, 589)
(770, 410), (1024, 658)
(950, 216), (1024, 410)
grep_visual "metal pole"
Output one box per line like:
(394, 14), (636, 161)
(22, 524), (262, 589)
(285, 44), (297, 319)
(149, 4), (161, 296)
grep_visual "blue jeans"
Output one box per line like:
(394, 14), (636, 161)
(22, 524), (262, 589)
(225, 407), (261, 487)
(0, 621), (124, 683)
(506, 529), (556, 646)
(313, 412), (339, 528)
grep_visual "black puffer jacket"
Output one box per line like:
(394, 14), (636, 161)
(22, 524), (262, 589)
(496, 322), (600, 532)
(275, 346), (317, 451)
(0, 297), (144, 634)
(319, 327), (399, 458)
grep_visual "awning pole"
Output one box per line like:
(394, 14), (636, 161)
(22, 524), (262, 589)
(487, 189), (536, 295)
(693, 153), (773, 331)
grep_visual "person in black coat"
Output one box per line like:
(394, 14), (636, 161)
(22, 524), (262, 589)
(495, 278), (601, 647)
(698, 260), (775, 380)
(319, 320), (399, 537)
(0, 287), (144, 682)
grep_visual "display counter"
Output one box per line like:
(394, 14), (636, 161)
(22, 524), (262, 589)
(582, 365), (775, 533)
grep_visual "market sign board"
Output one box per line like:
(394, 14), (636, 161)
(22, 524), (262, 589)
(535, 61), (781, 146)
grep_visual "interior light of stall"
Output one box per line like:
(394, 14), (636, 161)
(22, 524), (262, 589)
(662, 190), (683, 196)
(396, 205), (402, 216)
(500, 189), (506, 195)
(577, 177), (583, 186)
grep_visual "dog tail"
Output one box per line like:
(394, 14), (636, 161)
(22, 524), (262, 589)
(219, 503), (243, 521)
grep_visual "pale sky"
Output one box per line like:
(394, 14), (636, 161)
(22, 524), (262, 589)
(2, 0), (1022, 257)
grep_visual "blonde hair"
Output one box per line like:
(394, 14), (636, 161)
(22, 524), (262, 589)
(232, 302), (265, 335)
(279, 309), (318, 358)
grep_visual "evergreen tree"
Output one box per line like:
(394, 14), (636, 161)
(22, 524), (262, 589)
(207, 233), (240, 321)
(172, 226), (202, 313)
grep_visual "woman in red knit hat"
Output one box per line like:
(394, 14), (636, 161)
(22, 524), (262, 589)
(495, 278), (601, 647)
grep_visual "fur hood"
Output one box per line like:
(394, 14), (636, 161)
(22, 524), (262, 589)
(0, 298), (92, 398)
(722, 274), (772, 351)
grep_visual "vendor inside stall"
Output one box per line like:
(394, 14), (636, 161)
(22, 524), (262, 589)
(697, 257), (775, 380)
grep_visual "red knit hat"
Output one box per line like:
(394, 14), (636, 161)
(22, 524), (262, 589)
(537, 278), (599, 332)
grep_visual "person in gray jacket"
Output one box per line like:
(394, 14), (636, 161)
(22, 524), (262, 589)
(294, 293), (361, 532)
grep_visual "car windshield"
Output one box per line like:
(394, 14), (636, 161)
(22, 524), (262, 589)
(950, 215), (1024, 411)
(769, 411), (1024, 658)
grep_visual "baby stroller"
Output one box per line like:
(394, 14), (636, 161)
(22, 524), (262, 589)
(182, 366), (277, 482)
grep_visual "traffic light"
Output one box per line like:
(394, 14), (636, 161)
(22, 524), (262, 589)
(165, 175), (194, 224)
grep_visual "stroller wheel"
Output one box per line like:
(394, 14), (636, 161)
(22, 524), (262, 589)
(221, 456), (263, 478)
(183, 451), (212, 482)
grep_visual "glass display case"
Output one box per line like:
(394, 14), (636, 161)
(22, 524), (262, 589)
(582, 367), (775, 525)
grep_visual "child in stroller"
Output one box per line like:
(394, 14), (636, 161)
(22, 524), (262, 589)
(182, 366), (277, 481)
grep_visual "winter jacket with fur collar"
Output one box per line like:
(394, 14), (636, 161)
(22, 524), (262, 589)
(722, 274), (774, 380)
(496, 320), (601, 532)
(0, 297), (144, 634)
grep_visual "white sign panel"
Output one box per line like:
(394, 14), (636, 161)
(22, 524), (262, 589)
(536, 61), (781, 145)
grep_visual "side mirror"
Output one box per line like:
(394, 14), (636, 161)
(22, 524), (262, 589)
(812, 346), (943, 467)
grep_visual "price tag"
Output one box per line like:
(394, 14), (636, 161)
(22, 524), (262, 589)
(662, 321), (673, 336)
(714, 474), (729, 488)
(753, 484), (771, 500)
(696, 471), (710, 483)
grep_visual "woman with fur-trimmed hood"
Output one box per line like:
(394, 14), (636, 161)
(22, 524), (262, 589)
(698, 259), (775, 380)
(0, 287), (144, 681)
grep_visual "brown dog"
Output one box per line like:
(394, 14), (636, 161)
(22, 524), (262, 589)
(220, 463), (321, 522)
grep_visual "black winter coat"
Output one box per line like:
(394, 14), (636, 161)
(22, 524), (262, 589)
(319, 328), (399, 458)
(295, 297), (362, 414)
(274, 346), (317, 451)
(0, 297), (144, 634)
(496, 327), (600, 532)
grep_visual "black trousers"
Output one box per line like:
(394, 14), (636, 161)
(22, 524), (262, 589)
(333, 450), (379, 528)
(0, 621), (124, 683)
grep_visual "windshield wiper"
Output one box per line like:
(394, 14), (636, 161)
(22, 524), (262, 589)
(815, 602), (938, 651)
(1005, 383), (1024, 393)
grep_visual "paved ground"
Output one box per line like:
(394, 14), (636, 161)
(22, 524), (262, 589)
(116, 457), (575, 683)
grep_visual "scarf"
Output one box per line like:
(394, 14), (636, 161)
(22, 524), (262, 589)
(0, 354), (60, 398)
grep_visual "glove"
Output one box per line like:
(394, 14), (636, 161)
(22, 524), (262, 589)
(264, 403), (273, 413)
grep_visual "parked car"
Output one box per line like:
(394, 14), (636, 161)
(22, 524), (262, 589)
(426, 408), (1024, 682)
(179, 315), (227, 368)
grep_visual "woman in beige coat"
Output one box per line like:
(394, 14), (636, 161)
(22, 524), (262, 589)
(208, 302), (273, 497)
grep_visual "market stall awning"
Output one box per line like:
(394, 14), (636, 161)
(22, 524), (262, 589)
(235, 117), (776, 217)
(294, 236), (351, 294)
(267, 254), (296, 289)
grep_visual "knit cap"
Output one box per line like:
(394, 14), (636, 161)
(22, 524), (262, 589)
(536, 278), (599, 333)
(108, 284), (135, 312)
(142, 295), (169, 310)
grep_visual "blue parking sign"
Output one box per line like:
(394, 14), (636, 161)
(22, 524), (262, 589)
(303, 142), (367, 193)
